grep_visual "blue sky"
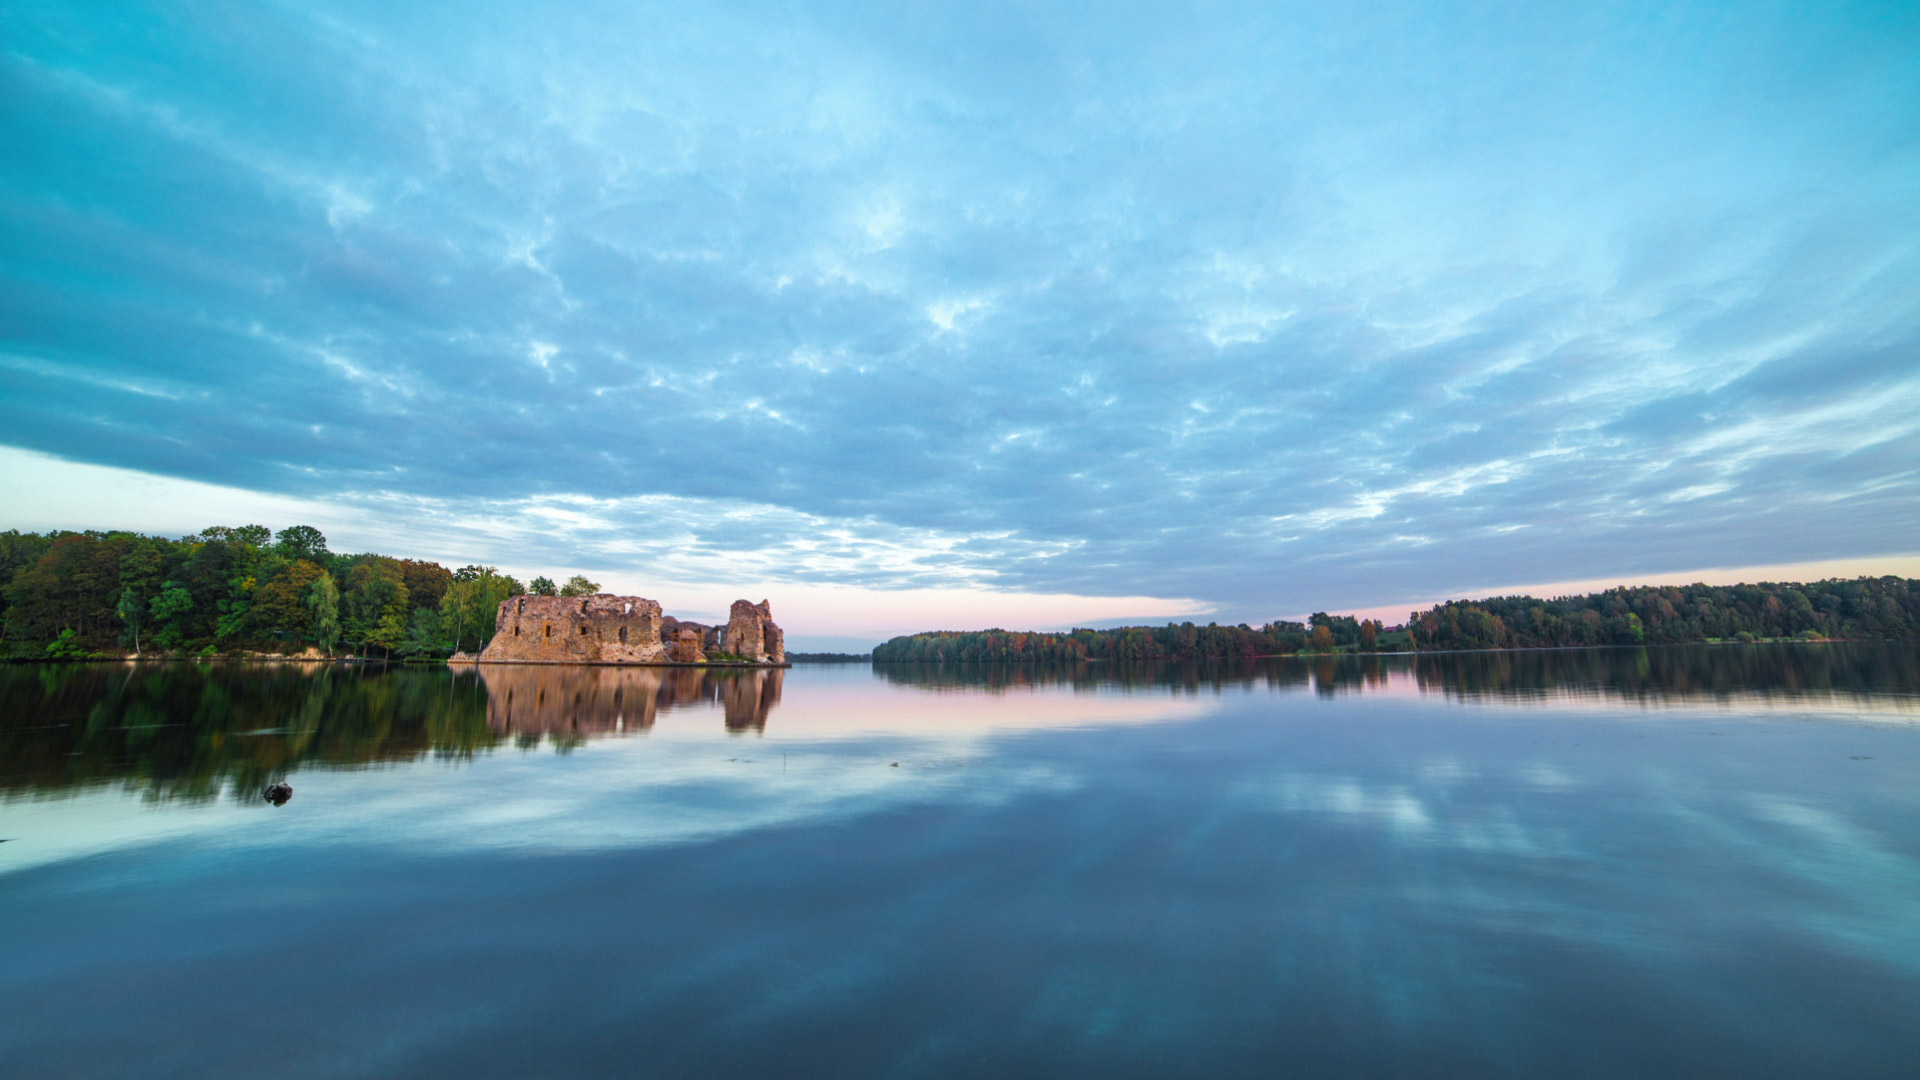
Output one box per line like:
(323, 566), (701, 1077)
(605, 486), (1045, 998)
(3, 1), (1917, 644)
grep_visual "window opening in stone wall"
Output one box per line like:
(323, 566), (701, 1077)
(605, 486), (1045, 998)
(624, 602), (632, 614)
(517, 598), (525, 614)
(619, 626), (628, 644)
(513, 625), (519, 636)
(581, 600), (589, 615)
(544, 624), (552, 638)
(580, 624), (589, 635)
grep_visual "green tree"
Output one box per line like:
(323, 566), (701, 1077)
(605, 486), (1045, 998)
(148, 584), (195, 650)
(116, 587), (149, 656)
(559, 574), (601, 597)
(0, 530), (55, 647)
(398, 559), (453, 614)
(44, 628), (89, 659)
(399, 607), (447, 657)
(3, 533), (131, 646)
(343, 559), (409, 656)
(306, 572), (341, 656)
(274, 525), (329, 562)
(438, 566), (521, 653)
(250, 559), (327, 643)
(115, 536), (170, 651)
(198, 524), (272, 547)
(529, 576), (558, 596)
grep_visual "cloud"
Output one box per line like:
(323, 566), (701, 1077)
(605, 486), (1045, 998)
(2, 0), (1917, 622)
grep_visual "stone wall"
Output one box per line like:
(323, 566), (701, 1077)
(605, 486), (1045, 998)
(723, 599), (787, 663)
(477, 594), (787, 665)
(479, 595), (668, 664)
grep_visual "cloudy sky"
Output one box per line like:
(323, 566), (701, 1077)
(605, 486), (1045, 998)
(3, 1), (1917, 647)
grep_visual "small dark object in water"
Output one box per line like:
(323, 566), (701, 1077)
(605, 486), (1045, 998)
(263, 782), (293, 806)
(891, 762), (899, 767)
(1851, 756), (1875, 761)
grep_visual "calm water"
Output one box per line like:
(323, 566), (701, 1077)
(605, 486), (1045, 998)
(3, 645), (1919, 1078)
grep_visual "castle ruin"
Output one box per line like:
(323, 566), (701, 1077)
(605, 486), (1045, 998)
(476, 594), (787, 665)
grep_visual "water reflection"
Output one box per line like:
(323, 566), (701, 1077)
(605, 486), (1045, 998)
(4, 645), (1914, 804)
(875, 658), (1310, 695)
(5, 647), (1920, 1076)
(0, 662), (494, 803)
(481, 664), (783, 740)
(880, 643), (1920, 712)
(1406, 642), (1920, 707)
(0, 662), (787, 802)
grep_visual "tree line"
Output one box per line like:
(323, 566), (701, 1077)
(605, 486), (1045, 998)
(1404, 577), (1919, 651)
(872, 577), (1919, 663)
(871, 614), (1399, 663)
(0, 526), (602, 660)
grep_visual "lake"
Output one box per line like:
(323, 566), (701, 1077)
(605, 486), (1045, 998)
(3, 645), (1919, 1077)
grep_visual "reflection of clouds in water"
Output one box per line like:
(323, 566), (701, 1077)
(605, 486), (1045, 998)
(1239, 776), (1434, 835)
(1517, 763), (1579, 790)
(1234, 772), (1566, 858)
(1744, 797), (1920, 968)
(770, 682), (1221, 737)
(1417, 756), (1476, 784)
(1233, 760), (1920, 981)
(378, 740), (1089, 855)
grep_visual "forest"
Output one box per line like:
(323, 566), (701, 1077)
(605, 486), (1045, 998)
(0, 526), (599, 660)
(871, 615), (1392, 663)
(873, 577), (1919, 662)
(1405, 577), (1920, 650)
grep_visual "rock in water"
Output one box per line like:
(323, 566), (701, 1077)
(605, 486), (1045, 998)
(263, 782), (293, 806)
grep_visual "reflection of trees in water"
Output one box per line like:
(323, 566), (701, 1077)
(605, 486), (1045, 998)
(875, 659), (1311, 695)
(874, 645), (1920, 708)
(1410, 642), (1920, 705)
(1307, 655), (1395, 697)
(0, 662), (495, 802)
(0, 663), (788, 801)
(480, 666), (783, 738)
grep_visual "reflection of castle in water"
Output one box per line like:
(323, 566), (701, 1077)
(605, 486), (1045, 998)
(479, 665), (784, 737)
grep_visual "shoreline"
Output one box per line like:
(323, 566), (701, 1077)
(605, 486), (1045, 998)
(448, 658), (792, 668)
(3, 654), (792, 668)
(10, 638), (1904, 667)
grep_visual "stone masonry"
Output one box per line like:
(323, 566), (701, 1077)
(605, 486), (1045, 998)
(477, 594), (786, 665)
(725, 599), (786, 663)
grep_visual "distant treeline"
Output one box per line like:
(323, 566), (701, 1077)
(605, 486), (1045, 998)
(0, 526), (600, 660)
(787, 652), (872, 663)
(873, 577), (1920, 662)
(872, 615), (1396, 663)
(1406, 577), (1920, 650)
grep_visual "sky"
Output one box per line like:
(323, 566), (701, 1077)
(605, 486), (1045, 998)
(2, 0), (1917, 649)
